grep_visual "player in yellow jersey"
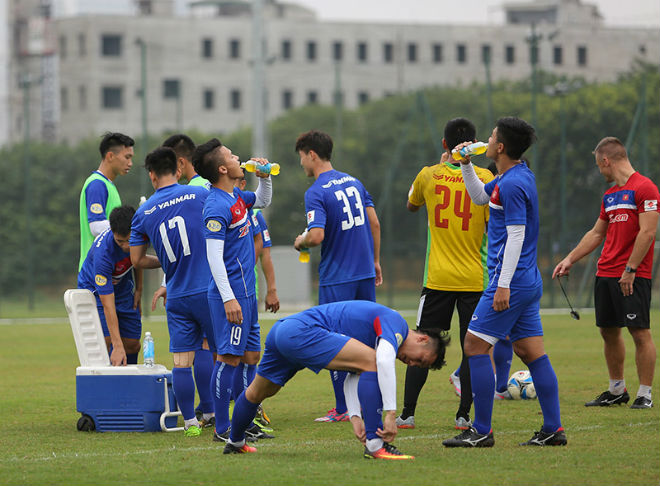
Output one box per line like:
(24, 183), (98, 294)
(397, 118), (494, 430)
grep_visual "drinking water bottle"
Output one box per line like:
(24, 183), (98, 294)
(241, 160), (280, 176)
(451, 141), (488, 161)
(298, 230), (310, 263)
(143, 332), (154, 367)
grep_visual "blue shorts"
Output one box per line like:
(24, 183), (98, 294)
(96, 296), (141, 340)
(209, 294), (260, 356)
(166, 292), (213, 353)
(468, 283), (543, 342)
(257, 318), (351, 386)
(319, 278), (376, 304)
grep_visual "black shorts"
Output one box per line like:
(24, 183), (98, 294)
(416, 287), (482, 331)
(594, 276), (651, 329)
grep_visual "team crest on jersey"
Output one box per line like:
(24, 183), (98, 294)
(95, 274), (108, 286)
(206, 220), (222, 232)
(90, 203), (103, 214)
(229, 198), (248, 227)
(395, 333), (403, 347)
(644, 200), (658, 211)
(622, 194), (630, 201)
(307, 210), (315, 224)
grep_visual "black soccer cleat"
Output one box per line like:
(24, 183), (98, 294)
(245, 423), (275, 440)
(630, 396), (653, 409)
(584, 389), (630, 407)
(442, 427), (494, 448)
(223, 441), (257, 454)
(213, 428), (231, 443)
(520, 427), (567, 446)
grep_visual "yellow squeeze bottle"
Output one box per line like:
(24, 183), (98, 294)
(451, 142), (488, 161)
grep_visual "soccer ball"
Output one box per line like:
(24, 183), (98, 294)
(507, 370), (537, 400)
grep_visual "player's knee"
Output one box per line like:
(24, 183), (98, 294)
(242, 352), (260, 365)
(219, 354), (241, 367)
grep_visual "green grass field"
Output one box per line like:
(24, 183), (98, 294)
(1, 310), (659, 485)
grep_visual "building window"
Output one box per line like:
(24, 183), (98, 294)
(78, 33), (86, 57)
(357, 42), (368, 63)
(456, 44), (467, 64)
(358, 91), (369, 105)
(505, 45), (515, 64)
(282, 90), (293, 109)
(332, 41), (343, 62)
(306, 41), (317, 61)
(307, 91), (318, 104)
(281, 39), (291, 60)
(230, 89), (241, 110)
(229, 39), (241, 59)
(481, 44), (491, 64)
(432, 43), (443, 63)
(163, 79), (180, 99)
(407, 43), (417, 63)
(577, 45), (587, 66)
(59, 35), (67, 59)
(203, 89), (214, 110)
(383, 42), (393, 63)
(101, 34), (122, 57)
(60, 87), (68, 112)
(202, 38), (213, 58)
(102, 86), (123, 109)
(553, 45), (563, 65)
(79, 85), (87, 110)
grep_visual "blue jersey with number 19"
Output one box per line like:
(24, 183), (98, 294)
(305, 169), (375, 286)
(130, 184), (210, 299)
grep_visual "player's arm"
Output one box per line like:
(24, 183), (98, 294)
(493, 224), (525, 312)
(98, 292), (126, 366)
(206, 239), (242, 324)
(86, 181), (110, 236)
(129, 244), (161, 269)
(132, 267), (143, 312)
(406, 201), (422, 212)
(618, 210), (659, 296)
(552, 218), (608, 278)
(366, 206), (383, 286)
(295, 227), (324, 249)
(343, 373), (366, 444)
(253, 231), (264, 261)
(252, 164), (272, 209)
(259, 247), (280, 312)
(375, 339), (398, 443)
(458, 159), (490, 205)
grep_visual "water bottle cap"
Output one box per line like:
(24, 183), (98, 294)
(145, 331), (151, 337)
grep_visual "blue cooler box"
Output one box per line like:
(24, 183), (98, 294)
(76, 364), (179, 432)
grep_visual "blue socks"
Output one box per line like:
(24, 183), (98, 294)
(172, 367), (196, 421)
(357, 371), (383, 441)
(232, 363), (257, 400)
(494, 339), (513, 393)
(527, 354), (562, 433)
(229, 392), (260, 443)
(212, 361), (236, 434)
(194, 349), (214, 413)
(469, 354), (495, 435)
(331, 370), (348, 414)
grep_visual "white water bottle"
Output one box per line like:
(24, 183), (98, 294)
(143, 332), (155, 367)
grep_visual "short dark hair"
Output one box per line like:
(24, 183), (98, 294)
(192, 138), (223, 184)
(495, 117), (536, 160)
(444, 118), (476, 152)
(593, 136), (627, 161)
(99, 132), (135, 158)
(295, 130), (333, 160)
(418, 328), (451, 370)
(145, 147), (178, 177)
(109, 205), (136, 236)
(162, 134), (196, 161)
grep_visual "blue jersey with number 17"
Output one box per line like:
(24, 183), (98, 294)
(130, 184), (210, 299)
(305, 169), (375, 286)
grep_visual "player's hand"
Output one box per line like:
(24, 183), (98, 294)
(552, 258), (572, 279)
(618, 271), (635, 296)
(265, 289), (280, 313)
(224, 299), (243, 325)
(151, 286), (167, 311)
(377, 411), (397, 443)
(110, 345), (127, 366)
(493, 287), (510, 312)
(452, 141), (473, 164)
(252, 157), (270, 178)
(374, 262), (383, 287)
(294, 234), (306, 251)
(350, 415), (366, 445)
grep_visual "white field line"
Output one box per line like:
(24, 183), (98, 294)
(2, 420), (657, 464)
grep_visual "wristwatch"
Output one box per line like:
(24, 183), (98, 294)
(624, 265), (637, 274)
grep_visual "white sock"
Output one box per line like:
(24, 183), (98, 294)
(609, 379), (626, 395)
(366, 438), (384, 452)
(202, 413), (215, 421)
(184, 418), (200, 429)
(637, 385), (652, 400)
(229, 439), (246, 447)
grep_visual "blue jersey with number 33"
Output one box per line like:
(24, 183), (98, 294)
(305, 169), (375, 286)
(130, 184), (210, 299)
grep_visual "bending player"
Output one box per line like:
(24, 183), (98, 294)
(223, 301), (449, 459)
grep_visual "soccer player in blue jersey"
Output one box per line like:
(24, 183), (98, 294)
(223, 301), (448, 459)
(293, 130), (382, 423)
(78, 205), (142, 366)
(130, 146), (216, 437)
(443, 117), (566, 447)
(192, 138), (273, 442)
